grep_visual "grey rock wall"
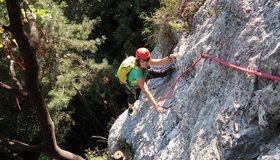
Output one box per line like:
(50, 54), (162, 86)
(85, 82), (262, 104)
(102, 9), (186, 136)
(108, 0), (280, 159)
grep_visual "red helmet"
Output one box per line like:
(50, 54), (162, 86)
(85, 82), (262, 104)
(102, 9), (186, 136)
(135, 47), (150, 59)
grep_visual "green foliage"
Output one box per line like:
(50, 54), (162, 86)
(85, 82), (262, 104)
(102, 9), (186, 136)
(34, 0), (112, 146)
(169, 20), (188, 32)
(85, 148), (108, 160)
(37, 154), (50, 160)
(0, 0), (111, 158)
(141, 0), (206, 48)
(56, 0), (161, 62)
(31, 2), (129, 153)
(47, 57), (111, 111)
(34, 0), (104, 108)
(0, 1), (7, 50)
(139, 0), (180, 51)
(40, 1), (105, 53)
(0, 0), (8, 26)
(152, 0), (178, 24)
(28, 5), (49, 28)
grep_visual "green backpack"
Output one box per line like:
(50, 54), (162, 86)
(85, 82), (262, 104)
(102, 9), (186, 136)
(116, 56), (136, 84)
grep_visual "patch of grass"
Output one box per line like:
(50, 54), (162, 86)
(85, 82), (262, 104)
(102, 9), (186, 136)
(141, 0), (206, 52)
(85, 147), (108, 160)
(208, 7), (218, 17)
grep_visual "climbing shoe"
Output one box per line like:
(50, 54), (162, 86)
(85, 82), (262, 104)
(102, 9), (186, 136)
(128, 108), (133, 116)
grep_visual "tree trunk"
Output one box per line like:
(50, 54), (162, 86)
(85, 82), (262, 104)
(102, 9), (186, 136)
(4, 0), (84, 159)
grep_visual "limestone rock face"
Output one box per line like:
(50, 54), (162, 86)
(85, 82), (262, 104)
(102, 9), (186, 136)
(108, 0), (280, 159)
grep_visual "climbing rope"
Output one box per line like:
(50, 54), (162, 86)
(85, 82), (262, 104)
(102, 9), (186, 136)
(159, 52), (280, 101)
(158, 55), (203, 101)
(201, 53), (280, 81)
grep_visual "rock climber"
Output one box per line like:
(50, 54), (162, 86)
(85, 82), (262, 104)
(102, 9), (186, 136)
(123, 47), (177, 116)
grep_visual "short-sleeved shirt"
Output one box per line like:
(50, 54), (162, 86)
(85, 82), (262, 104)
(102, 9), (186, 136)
(126, 66), (148, 90)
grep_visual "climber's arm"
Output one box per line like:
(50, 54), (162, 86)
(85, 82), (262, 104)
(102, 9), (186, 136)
(149, 53), (177, 65)
(136, 78), (166, 113)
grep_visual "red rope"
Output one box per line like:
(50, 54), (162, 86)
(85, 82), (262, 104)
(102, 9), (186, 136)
(201, 53), (280, 81)
(6, 48), (17, 60)
(38, 47), (46, 57)
(5, 46), (45, 71)
(158, 55), (203, 101)
(13, 61), (26, 71)
(159, 53), (280, 102)
(6, 48), (25, 71)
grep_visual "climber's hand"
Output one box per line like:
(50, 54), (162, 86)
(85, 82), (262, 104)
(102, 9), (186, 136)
(156, 106), (166, 113)
(168, 53), (177, 61)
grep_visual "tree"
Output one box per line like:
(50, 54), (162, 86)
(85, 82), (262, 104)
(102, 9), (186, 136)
(57, 0), (161, 62)
(0, 0), (84, 159)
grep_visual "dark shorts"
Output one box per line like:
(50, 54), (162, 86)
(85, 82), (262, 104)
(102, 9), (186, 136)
(123, 86), (141, 104)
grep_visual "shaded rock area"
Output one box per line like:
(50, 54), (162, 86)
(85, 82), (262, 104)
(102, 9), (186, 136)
(109, 0), (280, 159)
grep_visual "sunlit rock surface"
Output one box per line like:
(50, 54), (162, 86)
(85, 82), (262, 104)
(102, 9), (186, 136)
(109, 0), (280, 159)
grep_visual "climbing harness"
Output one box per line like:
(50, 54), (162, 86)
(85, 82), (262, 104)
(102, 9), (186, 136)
(159, 52), (280, 101)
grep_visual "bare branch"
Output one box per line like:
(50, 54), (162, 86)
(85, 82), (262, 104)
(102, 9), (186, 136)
(0, 81), (13, 90)
(0, 136), (41, 152)
(0, 81), (28, 97)
(0, 55), (27, 98)
(9, 60), (25, 92)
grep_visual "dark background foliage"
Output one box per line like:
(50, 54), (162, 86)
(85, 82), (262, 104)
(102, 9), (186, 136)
(56, 0), (160, 62)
